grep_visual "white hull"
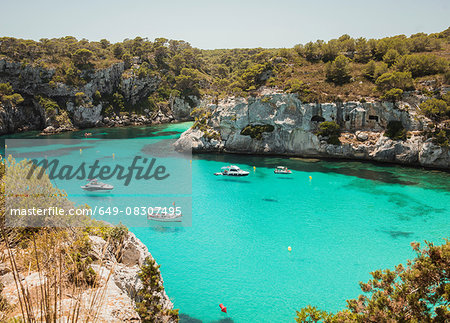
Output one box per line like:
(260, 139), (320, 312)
(148, 214), (183, 222)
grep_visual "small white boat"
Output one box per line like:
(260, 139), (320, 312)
(81, 179), (114, 192)
(147, 213), (183, 222)
(215, 165), (249, 177)
(274, 166), (292, 174)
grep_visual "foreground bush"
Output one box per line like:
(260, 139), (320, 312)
(295, 240), (450, 322)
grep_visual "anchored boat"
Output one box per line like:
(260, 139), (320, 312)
(147, 213), (183, 222)
(214, 165), (250, 176)
(274, 166), (292, 174)
(81, 179), (114, 192)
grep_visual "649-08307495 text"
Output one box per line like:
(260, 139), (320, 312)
(8, 206), (184, 217)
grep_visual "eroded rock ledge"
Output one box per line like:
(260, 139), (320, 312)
(0, 232), (176, 322)
(174, 92), (449, 169)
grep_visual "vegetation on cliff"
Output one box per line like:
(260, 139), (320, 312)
(0, 82), (23, 105)
(296, 240), (450, 322)
(137, 257), (179, 322)
(1, 28), (449, 108)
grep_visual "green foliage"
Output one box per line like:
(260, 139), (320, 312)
(431, 128), (450, 146)
(381, 88), (403, 103)
(385, 120), (407, 140)
(72, 48), (93, 68)
(382, 48), (399, 67)
(317, 121), (341, 145)
(0, 29), (447, 109)
(395, 54), (448, 77)
(37, 95), (59, 117)
(175, 68), (203, 97)
(325, 55), (351, 85)
(363, 60), (388, 81)
(93, 90), (101, 105)
(0, 82), (13, 96)
(136, 257), (179, 322)
(444, 70), (450, 85)
(419, 98), (450, 121)
(296, 240), (450, 322)
(284, 80), (318, 103)
(75, 92), (86, 106)
(240, 124), (275, 140)
(0, 82), (24, 105)
(241, 63), (272, 90)
(375, 71), (414, 91)
(295, 305), (334, 323)
(112, 92), (125, 112)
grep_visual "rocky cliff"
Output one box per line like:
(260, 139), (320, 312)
(174, 90), (450, 169)
(0, 59), (194, 135)
(0, 231), (176, 322)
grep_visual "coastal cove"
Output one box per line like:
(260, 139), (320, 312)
(2, 122), (450, 322)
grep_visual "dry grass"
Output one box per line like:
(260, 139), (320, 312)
(0, 227), (114, 322)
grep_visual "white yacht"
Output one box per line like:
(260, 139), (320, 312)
(215, 165), (250, 177)
(81, 179), (114, 192)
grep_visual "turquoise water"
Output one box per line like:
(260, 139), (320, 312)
(3, 122), (450, 322)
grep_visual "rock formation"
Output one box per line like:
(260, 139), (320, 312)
(0, 232), (176, 322)
(174, 92), (449, 169)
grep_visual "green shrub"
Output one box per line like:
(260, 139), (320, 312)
(72, 48), (93, 68)
(419, 98), (450, 121)
(0, 82), (13, 96)
(385, 120), (407, 140)
(432, 129), (449, 146)
(325, 55), (351, 85)
(136, 257), (179, 322)
(112, 92), (125, 112)
(382, 49), (399, 67)
(284, 80), (318, 103)
(395, 54), (448, 77)
(240, 124), (275, 140)
(295, 241), (450, 323)
(317, 121), (341, 145)
(37, 95), (59, 117)
(0, 83), (24, 105)
(375, 71), (414, 91)
(75, 92), (85, 106)
(381, 88), (403, 103)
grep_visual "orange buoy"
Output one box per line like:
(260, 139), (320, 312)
(219, 303), (227, 313)
(288, 246), (292, 252)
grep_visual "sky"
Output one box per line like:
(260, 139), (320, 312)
(1, 0), (449, 49)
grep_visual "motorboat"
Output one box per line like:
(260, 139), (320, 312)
(214, 165), (249, 176)
(81, 179), (114, 192)
(147, 213), (183, 222)
(274, 166), (292, 174)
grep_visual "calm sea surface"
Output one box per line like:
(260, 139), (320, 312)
(3, 122), (450, 322)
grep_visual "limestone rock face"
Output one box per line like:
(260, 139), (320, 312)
(0, 231), (176, 322)
(174, 92), (449, 169)
(0, 59), (165, 133)
(170, 95), (200, 121)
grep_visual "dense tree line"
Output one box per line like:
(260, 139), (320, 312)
(0, 27), (449, 132)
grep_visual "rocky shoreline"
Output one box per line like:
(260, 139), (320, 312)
(0, 58), (194, 136)
(174, 91), (450, 169)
